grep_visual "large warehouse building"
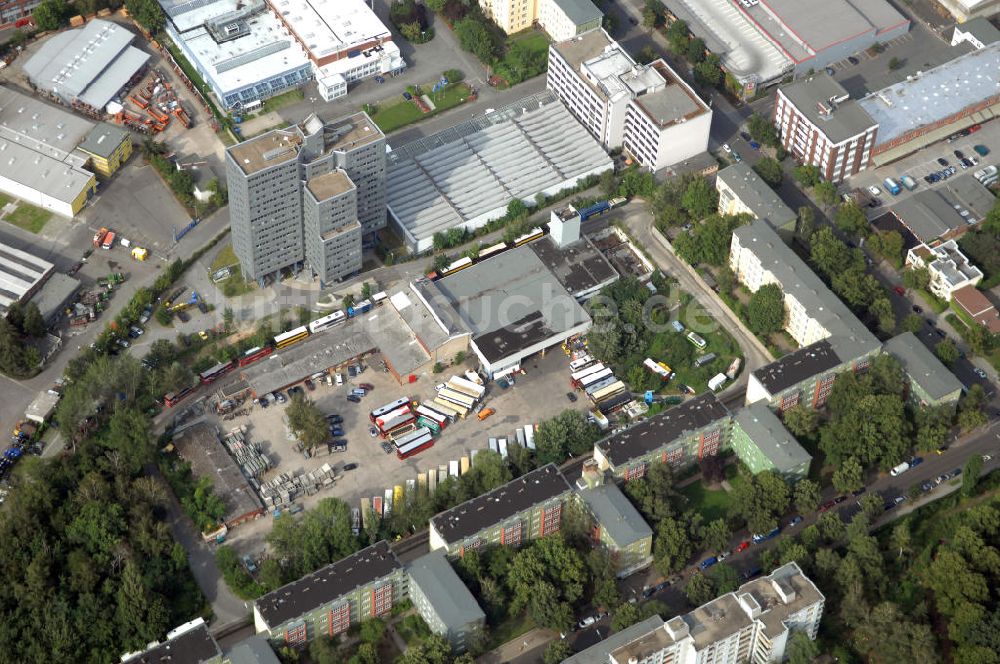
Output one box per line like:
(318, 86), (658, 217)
(161, 0), (404, 110)
(24, 19), (149, 113)
(661, 0), (908, 97)
(386, 92), (612, 253)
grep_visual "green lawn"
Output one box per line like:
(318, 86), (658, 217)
(915, 288), (948, 314)
(372, 82), (472, 133)
(210, 243), (239, 272)
(0, 193), (11, 208)
(261, 89), (303, 114)
(4, 203), (51, 234)
(396, 614), (431, 644)
(680, 480), (733, 522)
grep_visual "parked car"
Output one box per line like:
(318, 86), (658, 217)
(577, 615), (597, 630)
(566, 392), (578, 402)
(699, 557), (718, 571)
(342, 462), (358, 471)
(788, 515), (804, 527)
(288, 386), (304, 397)
(893, 286), (905, 295)
(937, 157), (950, 167)
(718, 549), (732, 560)
(722, 143), (732, 153)
(274, 392), (287, 403)
(304, 379), (315, 391)
(402, 91), (412, 100)
(818, 500), (837, 512)
(974, 367), (988, 379)
(347, 395), (361, 403)
(749, 140), (761, 150)
(736, 540), (751, 552)
(477, 407), (495, 421)
(825, 66), (836, 75)
(912, 304), (922, 313)
(369, 426), (378, 438)
(740, 131), (752, 142)
(326, 414), (343, 424)
(381, 441), (393, 454)
(732, 150), (742, 162)
(909, 456), (924, 467)
(359, 382), (374, 391)
(867, 185), (882, 196)
(974, 144), (990, 156)
(242, 555), (257, 573)
(847, 56), (859, 65)
(954, 149), (966, 160)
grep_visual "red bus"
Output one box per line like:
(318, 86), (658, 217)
(164, 384), (197, 408)
(238, 345), (274, 367)
(395, 430), (434, 459)
(199, 360), (235, 385)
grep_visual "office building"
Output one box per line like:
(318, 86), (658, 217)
(479, 0), (601, 39)
(254, 541), (407, 646)
(227, 112), (383, 284)
(576, 474), (653, 577)
(731, 220), (881, 410)
(731, 403), (811, 480)
(429, 464), (574, 557)
(593, 393), (732, 479)
(160, 0), (404, 110)
(951, 17), (1000, 49)
(883, 332), (964, 412)
(564, 562), (824, 664)
(905, 240), (983, 302)
(406, 551), (485, 652)
(546, 30), (712, 171)
(774, 74), (879, 182)
(660, 0), (907, 98)
(716, 163), (796, 236)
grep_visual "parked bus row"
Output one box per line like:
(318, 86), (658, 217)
(566, 353), (631, 417)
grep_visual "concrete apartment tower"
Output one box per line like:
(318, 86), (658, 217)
(226, 111), (384, 285)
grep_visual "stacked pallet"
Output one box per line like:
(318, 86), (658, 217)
(222, 428), (270, 480)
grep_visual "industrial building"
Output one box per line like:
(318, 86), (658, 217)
(885, 176), (995, 245)
(479, 0), (602, 40)
(773, 74), (879, 182)
(0, 242), (54, 316)
(546, 30), (712, 172)
(160, 0), (403, 110)
(731, 403), (811, 480)
(429, 464), (574, 557)
(716, 163), (796, 236)
(883, 332), (964, 412)
(254, 541), (407, 646)
(24, 19), (149, 113)
(226, 111), (385, 284)
(565, 562), (824, 664)
(661, 0), (907, 97)
(386, 92), (611, 253)
(406, 551), (486, 652)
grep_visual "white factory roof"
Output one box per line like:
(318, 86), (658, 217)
(23, 20), (148, 109)
(386, 92), (611, 246)
(269, 0), (391, 59)
(860, 41), (1000, 145)
(0, 138), (95, 204)
(164, 0), (312, 96)
(0, 243), (54, 313)
(0, 87), (95, 162)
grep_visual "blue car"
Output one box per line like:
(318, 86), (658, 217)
(699, 557), (718, 571)
(402, 91), (412, 101)
(909, 456), (924, 467)
(749, 140), (761, 150)
(752, 527), (780, 543)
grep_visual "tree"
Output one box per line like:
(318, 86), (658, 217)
(783, 404), (818, 438)
(543, 639), (573, 664)
(309, 636), (343, 664)
(796, 206), (816, 243)
(729, 470), (790, 534)
(835, 202), (869, 237)
(814, 180), (839, 207)
(786, 631), (820, 664)
(654, 516), (694, 574)
(33, 0), (67, 31)
(889, 56), (903, 70)
(747, 113), (779, 147)
(637, 45), (658, 64)
(665, 17), (688, 52)
(687, 37), (706, 63)
(963, 455), (984, 497)
(693, 54), (722, 87)
(359, 619), (386, 645)
(644, 0), (666, 29)
(870, 296), (896, 335)
(902, 313), (924, 333)
(684, 572), (715, 605)
(936, 338), (960, 366)
(360, 282), (373, 301)
(793, 165), (821, 188)
(611, 602), (642, 631)
(681, 177), (718, 220)
(21, 303), (45, 338)
(752, 157), (783, 186)
(534, 410), (602, 464)
(425, 0), (446, 10)
(599, 169), (619, 198)
(832, 457), (864, 494)
(125, 0), (165, 33)
(400, 21), (422, 42)
(902, 267), (930, 291)
(747, 283), (785, 335)
(701, 518), (731, 553)
(285, 393), (329, 451)
(794, 479), (821, 513)
(454, 18), (497, 63)
(673, 213), (749, 266)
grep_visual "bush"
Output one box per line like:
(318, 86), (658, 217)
(444, 68), (464, 84)
(216, 546), (266, 599)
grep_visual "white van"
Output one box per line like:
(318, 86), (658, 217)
(889, 461), (910, 477)
(335, 373), (343, 386)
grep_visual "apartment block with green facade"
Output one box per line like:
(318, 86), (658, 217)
(577, 480), (653, 577)
(253, 541), (407, 648)
(731, 402), (811, 481)
(883, 332), (964, 413)
(593, 393), (732, 480)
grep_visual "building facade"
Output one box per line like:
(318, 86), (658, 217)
(75, 123), (133, 177)
(716, 163), (797, 236)
(884, 332), (964, 412)
(576, 473), (653, 578)
(254, 541), (407, 647)
(905, 240), (983, 301)
(429, 464), (574, 556)
(773, 74), (878, 182)
(480, 0), (601, 38)
(407, 551), (485, 652)
(731, 403), (811, 480)
(227, 112), (384, 283)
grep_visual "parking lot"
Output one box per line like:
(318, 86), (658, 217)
(215, 347), (593, 554)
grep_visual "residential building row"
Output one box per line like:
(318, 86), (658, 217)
(226, 111), (385, 285)
(546, 28), (712, 173)
(564, 562), (825, 664)
(121, 618), (279, 664)
(479, 0), (603, 40)
(774, 37), (1000, 179)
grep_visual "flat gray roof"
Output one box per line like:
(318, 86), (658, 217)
(717, 163), (796, 227)
(942, 173), (997, 220)
(749, 0), (906, 56)
(551, 0), (602, 25)
(432, 247), (590, 363)
(861, 42), (1000, 145)
(884, 332), (964, 401)
(563, 615), (666, 664)
(955, 17), (1000, 45)
(578, 483), (652, 547)
(364, 304), (432, 377)
(386, 92), (611, 246)
(778, 74), (876, 143)
(29, 272), (80, 323)
(734, 220), (880, 363)
(224, 635), (281, 664)
(633, 80), (703, 126)
(122, 621), (221, 664)
(0, 86), (95, 157)
(529, 235), (618, 298)
(77, 122), (130, 159)
(733, 402), (811, 474)
(407, 551), (485, 630)
(890, 189), (970, 242)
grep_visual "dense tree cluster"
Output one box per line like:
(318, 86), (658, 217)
(673, 213), (751, 266)
(746, 283), (785, 335)
(0, 301), (45, 378)
(534, 410), (603, 465)
(286, 393), (330, 451)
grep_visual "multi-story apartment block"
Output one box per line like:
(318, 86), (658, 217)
(905, 240), (983, 302)
(253, 541), (407, 647)
(884, 332), (964, 413)
(121, 619), (222, 664)
(547, 29), (711, 172)
(407, 551), (486, 652)
(479, 0), (601, 38)
(716, 163), (797, 237)
(773, 74), (878, 182)
(429, 464), (574, 557)
(731, 220), (881, 410)
(731, 403), (811, 480)
(593, 393), (732, 479)
(227, 112), (384, 284)
(576, 472), (654, 577)
(565, 562), (825, 664)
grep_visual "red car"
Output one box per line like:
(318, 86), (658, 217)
(893, 286), (905, 296)
(359, 383), (374, 391)
(818, 500), (837, 512)
(736, 540), (751, 553)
